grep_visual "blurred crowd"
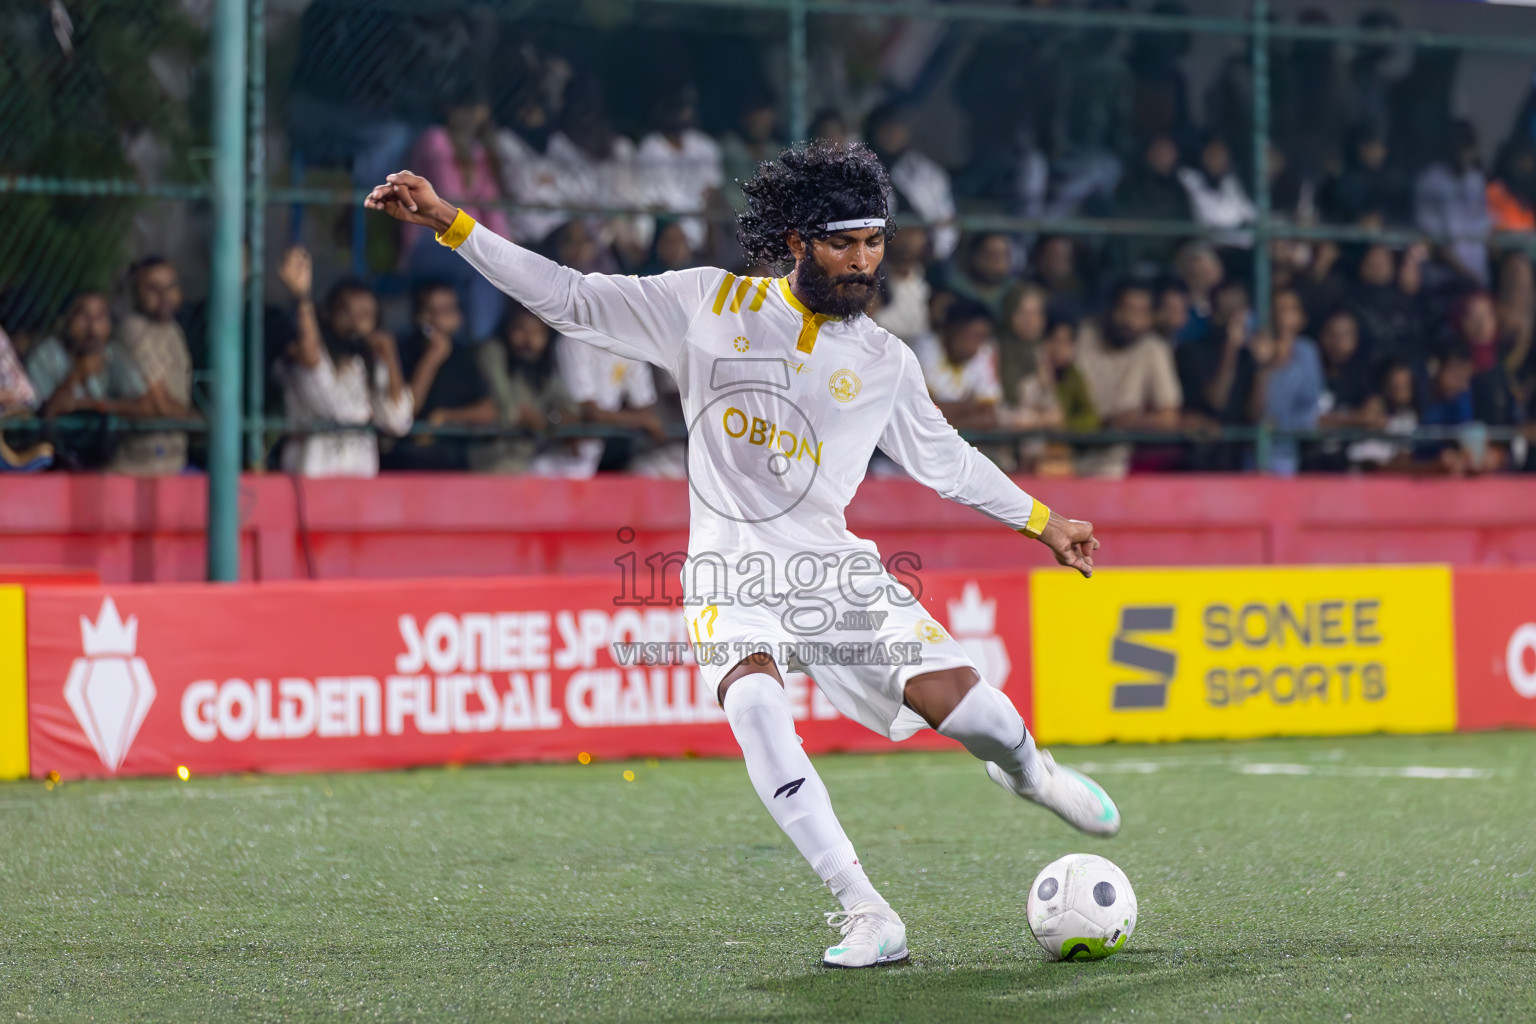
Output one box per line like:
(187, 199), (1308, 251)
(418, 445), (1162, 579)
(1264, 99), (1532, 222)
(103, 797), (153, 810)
(4, 2), (1536, 476)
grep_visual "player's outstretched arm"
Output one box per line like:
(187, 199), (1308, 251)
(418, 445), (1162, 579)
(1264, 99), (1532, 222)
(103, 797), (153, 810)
(876, 345), (1099, 578)
(366, 171), (703, 371)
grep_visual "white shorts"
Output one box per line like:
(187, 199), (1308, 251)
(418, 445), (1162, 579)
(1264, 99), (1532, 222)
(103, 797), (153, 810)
(682, 574), (978, 741)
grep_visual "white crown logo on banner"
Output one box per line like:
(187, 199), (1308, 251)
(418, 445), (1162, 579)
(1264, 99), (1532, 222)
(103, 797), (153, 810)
(63, 597), (157, 772)
(947, 581), (1011, 690)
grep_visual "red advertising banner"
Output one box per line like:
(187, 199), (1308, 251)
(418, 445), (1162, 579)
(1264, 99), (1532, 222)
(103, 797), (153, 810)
(25, 571), (1031, 779)
(1452, 567), (1536, 731)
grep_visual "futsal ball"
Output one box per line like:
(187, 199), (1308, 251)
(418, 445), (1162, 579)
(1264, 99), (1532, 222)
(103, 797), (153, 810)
(1027, 853), (1137, 961)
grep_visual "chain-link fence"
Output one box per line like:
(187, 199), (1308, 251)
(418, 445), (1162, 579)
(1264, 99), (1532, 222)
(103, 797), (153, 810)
(6, 0), (1536, 485)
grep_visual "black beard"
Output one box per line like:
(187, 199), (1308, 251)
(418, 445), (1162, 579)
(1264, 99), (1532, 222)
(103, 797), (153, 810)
(794, 255), (882, 318)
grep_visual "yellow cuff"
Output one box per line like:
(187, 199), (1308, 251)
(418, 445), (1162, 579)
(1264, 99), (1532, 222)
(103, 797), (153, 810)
(1019, 501), (1051, 539)
(435, 208), (476, 250)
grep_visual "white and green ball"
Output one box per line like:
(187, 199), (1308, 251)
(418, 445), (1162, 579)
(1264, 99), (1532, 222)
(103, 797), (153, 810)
(1027, 853), (1137, 961)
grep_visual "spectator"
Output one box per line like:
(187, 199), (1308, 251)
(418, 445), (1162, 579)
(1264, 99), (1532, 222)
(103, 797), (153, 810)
(944, 233), (1018, 318)
(1319, 122), (1411, 227)
(865, 104), (959, 260)
(1173, 240), (1224, 344)
(1266, 144), (1318, 227)
(916, 298), (1002, 431)
(1127, 3), (1193, 152)
(1114, 134), (1194, 274)
(1251, 289), (1325, 475)
(1178, 135), (1257, 245)
(1075, 280), (1183, 477)
(0, 321), (48, 472)
(1347, 361), (1420, 472)
(384, 284), (496, 471)
(493, 90), (569, 248)
(279, 267), (413, 478)
(1155, 279), (1192, 344)
(720, 88), (783, 211)
(637, 219), (699, 278)
(403, 89), (512, 339)
(1294, 240), (1349, 334)
(1011, 309), (1100, 475)
(1316, 309), (1383, 432)
(637, 84), (724, 254)
(556, 333), (671, 477)
(871, 226), (931, 344)
(1347, 11), (1400, 138)
(180, 253), (296, 420)
(1415, 119), (1492, 286)
(1051, 0), (1133, 216)
(1487, 138), (1536, 232)
(1029, 235), (1087, 311)
(808, 109), (848, 145)
(25, 292), (154, 469)
(544, 78), (649, 266)
(996, 282), (1048, 406)
(953, 1), (1058, 206)
(1454, 291), (1503, 376)
(1349, 244), (1426, 368)
(1470, 322), (1527, 442)
(0, 322), (37, 418)
(1495, 250), (1536, 397)
(116, 256), (196, 475)
(1390, 47), (1459, 175)
(1418, 347), (1490, 473)
(1286, 9), (1351, 177)
(1177, 280), (1258, 430)
(471, 301), (581, 474)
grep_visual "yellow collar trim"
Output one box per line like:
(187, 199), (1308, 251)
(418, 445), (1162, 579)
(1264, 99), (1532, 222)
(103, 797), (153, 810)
(778, 278), (837, 354)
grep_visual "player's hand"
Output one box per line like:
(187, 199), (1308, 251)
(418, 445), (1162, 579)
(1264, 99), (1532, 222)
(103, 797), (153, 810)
(364, 171), (459, 235)
(1038, 512), (1099, 578)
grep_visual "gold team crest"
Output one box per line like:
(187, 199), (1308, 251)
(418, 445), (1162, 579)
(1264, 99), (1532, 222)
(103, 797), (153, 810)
(914, 618), (950, 644)
(733, 336), (750, 352)
(829, 369), (861, 402)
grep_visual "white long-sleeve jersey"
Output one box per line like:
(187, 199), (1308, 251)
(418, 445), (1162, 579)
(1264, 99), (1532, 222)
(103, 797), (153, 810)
(439, 212), (1049, 571)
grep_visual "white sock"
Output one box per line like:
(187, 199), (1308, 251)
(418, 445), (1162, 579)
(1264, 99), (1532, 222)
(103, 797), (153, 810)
(937, 681), (1045, 790)
(723, 673), (885, 910)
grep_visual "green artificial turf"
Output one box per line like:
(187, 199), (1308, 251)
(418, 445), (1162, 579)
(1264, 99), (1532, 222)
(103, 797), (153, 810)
(2, 733), (1534, 1023)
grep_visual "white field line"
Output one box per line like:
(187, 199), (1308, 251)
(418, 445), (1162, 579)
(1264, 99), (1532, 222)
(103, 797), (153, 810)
(1072, 760), (1493, 780)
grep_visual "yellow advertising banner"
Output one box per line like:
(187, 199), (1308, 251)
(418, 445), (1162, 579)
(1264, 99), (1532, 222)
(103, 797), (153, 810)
(0, 585), (27, 779)
(1031, 566), (1456, 744)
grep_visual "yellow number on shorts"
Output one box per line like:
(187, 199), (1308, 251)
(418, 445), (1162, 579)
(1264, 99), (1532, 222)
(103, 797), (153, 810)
(690, 604), (719, 642)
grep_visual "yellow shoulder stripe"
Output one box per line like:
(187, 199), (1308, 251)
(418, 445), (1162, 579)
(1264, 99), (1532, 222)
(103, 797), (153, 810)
(729, 276), (753, 314)
(749, 277), (770, 312)
(712, 273), (738, 315)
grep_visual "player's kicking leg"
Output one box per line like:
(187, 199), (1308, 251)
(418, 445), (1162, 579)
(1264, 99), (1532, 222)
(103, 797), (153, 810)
(911, 668), (1121, 836)
(718, 654), (908, 969)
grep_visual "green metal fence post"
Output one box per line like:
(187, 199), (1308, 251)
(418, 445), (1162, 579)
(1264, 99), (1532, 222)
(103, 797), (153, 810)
(245, 0), (266, 471)
(788, 0), (809, 142)
(1251, 0), (1271, 329)
(209, 0), (249, 581)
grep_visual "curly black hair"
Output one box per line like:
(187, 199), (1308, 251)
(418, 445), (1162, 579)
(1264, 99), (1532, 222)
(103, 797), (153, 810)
(736, 140), (894, 269)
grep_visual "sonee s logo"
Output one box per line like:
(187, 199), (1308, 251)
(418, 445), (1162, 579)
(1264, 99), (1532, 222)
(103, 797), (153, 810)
(1110, 606), (1176, 710)
(774, 778), (806, 798)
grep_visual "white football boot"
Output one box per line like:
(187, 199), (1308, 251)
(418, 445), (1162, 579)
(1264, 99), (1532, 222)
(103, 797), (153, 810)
(820, 902), (910, 968)
(987, 749), (1121, 836)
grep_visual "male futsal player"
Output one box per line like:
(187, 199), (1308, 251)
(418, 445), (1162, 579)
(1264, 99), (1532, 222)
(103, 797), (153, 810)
(367, 141), (1118, 969)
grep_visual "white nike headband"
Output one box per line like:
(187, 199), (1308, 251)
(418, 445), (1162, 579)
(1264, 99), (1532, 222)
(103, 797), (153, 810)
(818, 218), (886, 232)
